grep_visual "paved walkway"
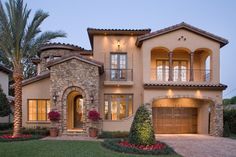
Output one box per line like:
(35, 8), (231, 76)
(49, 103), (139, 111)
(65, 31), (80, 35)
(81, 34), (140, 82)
(156, 134), (236, 157)
(41, 135), (103, 141)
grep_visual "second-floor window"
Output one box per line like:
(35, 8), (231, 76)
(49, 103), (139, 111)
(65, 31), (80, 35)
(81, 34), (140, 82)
(173, 61), (187, 82)
(110, 53), (127, 80)
(156, 60), (169, 81)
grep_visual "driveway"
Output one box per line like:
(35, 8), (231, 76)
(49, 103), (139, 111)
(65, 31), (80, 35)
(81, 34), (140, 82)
(156, 134), (236, 157)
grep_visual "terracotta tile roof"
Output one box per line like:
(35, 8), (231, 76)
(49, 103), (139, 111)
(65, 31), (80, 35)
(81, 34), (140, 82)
(22, 71), (50, 86)
(46, 53), (104, 73)
(0, 64), (12, 74)
(136, 22), (229, 48)
(39, 42), (92, 55)
(144, 82), (227, 90)
(87, 28), (151, 49)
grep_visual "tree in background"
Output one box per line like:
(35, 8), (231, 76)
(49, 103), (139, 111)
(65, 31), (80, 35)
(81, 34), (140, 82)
(223, 96), (236, 105)
(0, 0), (66, 136)
(0, 86), (11, 118)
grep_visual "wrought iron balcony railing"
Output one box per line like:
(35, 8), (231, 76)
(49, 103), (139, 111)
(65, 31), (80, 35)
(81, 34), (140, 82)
(150, 68), (211, 82)
(105, 69), (133, 81)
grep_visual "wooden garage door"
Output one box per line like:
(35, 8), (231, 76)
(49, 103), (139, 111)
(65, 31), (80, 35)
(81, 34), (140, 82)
(152, 107), (197, 134)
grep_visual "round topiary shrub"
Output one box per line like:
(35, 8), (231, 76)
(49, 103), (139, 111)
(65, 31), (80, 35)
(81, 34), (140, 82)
(129, 105), (155, 145)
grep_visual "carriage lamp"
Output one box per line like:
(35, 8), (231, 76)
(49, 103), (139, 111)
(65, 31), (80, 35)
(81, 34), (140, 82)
(53, 92), (58, 104)
(90, 95), (94, 103)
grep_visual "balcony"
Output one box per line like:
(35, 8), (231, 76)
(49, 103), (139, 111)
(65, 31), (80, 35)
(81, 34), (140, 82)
(150, 68), (211, 82)
(104, 69), (133, 86)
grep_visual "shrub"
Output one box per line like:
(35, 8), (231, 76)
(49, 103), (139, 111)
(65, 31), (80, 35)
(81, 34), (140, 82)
(223, 121), (231, 137)
(224, 109), (236, 134)
(129, 105), (155, 145)
(102, 139), (177, 155)
(0, 130), (12, 136)
(0, 134), (43, 142)
(98, 131), (129, 139)
(0, 86), (11, 117)
(20, 127), (49, 136)
(0, 123), (13, 130)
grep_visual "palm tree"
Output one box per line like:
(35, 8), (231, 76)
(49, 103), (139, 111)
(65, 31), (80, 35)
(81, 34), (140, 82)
(0, 0), (66, 136)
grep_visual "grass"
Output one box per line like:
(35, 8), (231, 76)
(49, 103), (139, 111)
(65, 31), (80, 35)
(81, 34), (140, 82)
(0, 140), (181, 157)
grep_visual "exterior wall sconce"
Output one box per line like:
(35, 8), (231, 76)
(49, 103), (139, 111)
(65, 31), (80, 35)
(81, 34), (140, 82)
(53, 92), (58, 105)
(117, 40), (121, 50)
(90, 95), (94, 103)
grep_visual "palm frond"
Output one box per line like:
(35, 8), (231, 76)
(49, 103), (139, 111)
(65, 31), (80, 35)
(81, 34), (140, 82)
(24, 31), (66, 57)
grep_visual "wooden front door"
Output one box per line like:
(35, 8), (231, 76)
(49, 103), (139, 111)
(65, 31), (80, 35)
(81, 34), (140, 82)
(152, 107), (197, 134)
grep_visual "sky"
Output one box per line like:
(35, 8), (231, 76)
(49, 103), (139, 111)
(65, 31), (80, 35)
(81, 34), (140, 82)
(2, 0), (236, 98)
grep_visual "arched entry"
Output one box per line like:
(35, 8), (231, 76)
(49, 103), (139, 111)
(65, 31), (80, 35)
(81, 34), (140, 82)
(67, 90), (85, 131)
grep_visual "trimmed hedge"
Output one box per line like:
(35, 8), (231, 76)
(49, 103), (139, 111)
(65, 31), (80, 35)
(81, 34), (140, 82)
(224, 109), (236, 134)
(0, 123), (13, 131)
(98, 131), (129, 139)
(102, 139), (177, 155)
(129, 105), (155, 145)
(20, 127), (49, 136)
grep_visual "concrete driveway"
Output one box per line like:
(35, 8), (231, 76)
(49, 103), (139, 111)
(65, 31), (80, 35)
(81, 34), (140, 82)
(156, 134), (236, 157)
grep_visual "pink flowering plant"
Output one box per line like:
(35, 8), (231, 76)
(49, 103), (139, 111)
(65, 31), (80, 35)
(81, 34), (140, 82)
(48, 110), (60, 122)
(88, 110), (101, 122)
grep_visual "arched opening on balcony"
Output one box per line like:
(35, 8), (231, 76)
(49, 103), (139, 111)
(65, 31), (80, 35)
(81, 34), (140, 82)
(194, 48), (212, 82)
(150, 47), (170, 81)
(172, 48), (191, 82)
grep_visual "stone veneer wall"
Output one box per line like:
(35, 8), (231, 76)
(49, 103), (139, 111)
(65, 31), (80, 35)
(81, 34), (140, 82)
(40, 49), (77, 73)
(49, 58), (100, 134)
(210, 103), (223, 136)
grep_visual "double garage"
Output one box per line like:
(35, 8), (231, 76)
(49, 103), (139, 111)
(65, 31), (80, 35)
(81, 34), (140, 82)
(152, 98), (210, 134)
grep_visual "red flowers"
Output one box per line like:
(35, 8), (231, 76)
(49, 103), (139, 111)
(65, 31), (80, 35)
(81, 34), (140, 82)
(119, 141), (166, 151)
(48, 110), (60, 122)
(0, 134), (32, 139)
(88, 110), (101, 121)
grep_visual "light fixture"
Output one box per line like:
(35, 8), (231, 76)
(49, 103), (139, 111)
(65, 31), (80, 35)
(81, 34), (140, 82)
(90, 95), (94, 103)
(52, 92), (58, 104)
(117, 40), (121, 50)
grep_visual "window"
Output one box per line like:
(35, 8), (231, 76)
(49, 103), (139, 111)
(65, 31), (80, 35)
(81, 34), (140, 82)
(104, 94), (133, 120)
(28, 99), (50, 121)
(110, 53), (127, 80)
(173, 61), (187, 81)
(45, 56), (61, 62)
(156, 60), (169, 81)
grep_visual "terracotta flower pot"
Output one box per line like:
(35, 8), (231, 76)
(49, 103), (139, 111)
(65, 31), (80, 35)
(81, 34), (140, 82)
(50, 127), (58, 137)
(89, 128), (98, 137)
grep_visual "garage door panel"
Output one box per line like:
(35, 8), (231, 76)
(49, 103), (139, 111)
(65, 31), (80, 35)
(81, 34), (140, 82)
(152, 107), (198, 134)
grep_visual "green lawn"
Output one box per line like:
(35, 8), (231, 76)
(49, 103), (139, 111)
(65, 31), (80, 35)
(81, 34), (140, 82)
(0, 140), (181, 157)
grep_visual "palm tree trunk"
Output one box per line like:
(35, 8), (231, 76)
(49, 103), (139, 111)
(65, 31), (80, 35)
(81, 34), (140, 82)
(13, 66), (23, 137)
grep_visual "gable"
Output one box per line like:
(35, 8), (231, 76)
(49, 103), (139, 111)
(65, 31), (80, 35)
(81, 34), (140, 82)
(136, 22), (228, 48)
(139, 28), (223, 52)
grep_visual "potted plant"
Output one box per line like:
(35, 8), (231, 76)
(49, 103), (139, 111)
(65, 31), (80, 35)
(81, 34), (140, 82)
(48, 110), (60, 137)
(88, 109), (101, 137)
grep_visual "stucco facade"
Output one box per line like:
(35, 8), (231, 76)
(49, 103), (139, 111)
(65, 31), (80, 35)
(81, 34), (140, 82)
(22, 22), (228, 136)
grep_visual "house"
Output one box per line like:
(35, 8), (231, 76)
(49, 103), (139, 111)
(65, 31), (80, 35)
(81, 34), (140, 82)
(0, 64), (13, 123)
(22, 22), (228, 136)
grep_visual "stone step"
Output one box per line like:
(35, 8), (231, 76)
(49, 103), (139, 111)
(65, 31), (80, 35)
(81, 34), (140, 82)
(62, 132), (88, 137)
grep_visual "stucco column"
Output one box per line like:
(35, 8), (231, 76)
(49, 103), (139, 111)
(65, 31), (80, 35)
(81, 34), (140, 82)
(190, 52), (194, 81)
(168, 52), (173, 81)
(210, 103), (223, 136)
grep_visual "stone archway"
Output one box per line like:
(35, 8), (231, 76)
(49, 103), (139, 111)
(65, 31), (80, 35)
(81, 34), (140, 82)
(60, 86), (90, 134)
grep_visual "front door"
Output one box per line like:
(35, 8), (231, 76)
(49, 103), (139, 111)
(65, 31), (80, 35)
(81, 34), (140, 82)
(73, 95), (84, 129)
